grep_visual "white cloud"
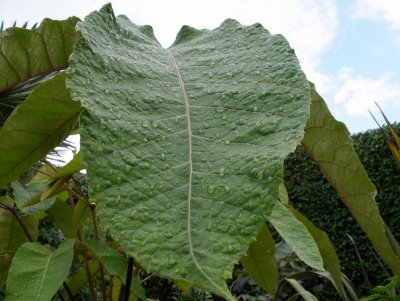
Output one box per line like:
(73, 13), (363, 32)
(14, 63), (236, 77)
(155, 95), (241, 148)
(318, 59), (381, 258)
(353, 0), (400, 29)
(334, 67), (400, 116)
(120, 0), (338, 92)
(1, 0), (338, 92)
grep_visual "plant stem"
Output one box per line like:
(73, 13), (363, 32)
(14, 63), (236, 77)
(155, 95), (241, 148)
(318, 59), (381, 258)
(63, 282), (75, 301)
(123, 257), (134, 301)
(90, 203), (108, 301)
(57, 290), (66, 301)
(0, 202), (33, 242)
(67, 187), (97, 301)
(117, 283), (125, 301)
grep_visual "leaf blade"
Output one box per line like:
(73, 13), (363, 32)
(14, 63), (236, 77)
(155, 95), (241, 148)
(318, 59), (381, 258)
(0, 17), (80, 93)
(67, 4), (311, 299)
(0, 73), (82, 188)
(240, 225), (278, 294)
(5, 239), (75, 301)
(302, 82), (400, 275)
(268, 201), (324, 271)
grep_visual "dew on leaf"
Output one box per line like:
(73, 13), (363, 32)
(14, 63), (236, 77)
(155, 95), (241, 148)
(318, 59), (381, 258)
(207, 185), (215, 194)
(221, 114), (227, 120)
(160, 153), (166, 161)
(227, 245), (235, 253)
(116, 176), (122, 184)
(224, 186), (230, 194)
(168, 258), (177, 265)
(223, 270), (232, 280)
(224, 140), (231, 145)
(203, 123), (210, 129)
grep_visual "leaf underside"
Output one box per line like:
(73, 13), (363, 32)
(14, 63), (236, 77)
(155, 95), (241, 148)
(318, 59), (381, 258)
(0, 17), (80, 94)
(303, 83), (400, 275)
(0, 73), (82, 188)
(67, 4), (311, 299)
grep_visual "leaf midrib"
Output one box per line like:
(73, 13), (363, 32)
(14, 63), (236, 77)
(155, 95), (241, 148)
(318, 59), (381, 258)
(167, 49), (224, 293)
(35, 248), (52, 301)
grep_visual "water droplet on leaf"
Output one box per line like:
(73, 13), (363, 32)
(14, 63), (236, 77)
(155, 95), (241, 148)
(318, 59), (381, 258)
(207, 185), (215, 194)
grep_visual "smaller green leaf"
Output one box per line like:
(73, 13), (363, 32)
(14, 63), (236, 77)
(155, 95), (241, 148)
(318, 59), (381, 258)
(72, 198), (91, 229)
(6, 239), (75, 301)
(11, 181), (55, 215)
(46, 198), (76, 239)
(85, 240), (145, 300)
(0, 196), (39, 284)
(268, 201), (323, 271)
(278, 182), (289, 205)
(63, 260), (99, 299)
(0, 73), (82, 188)
(241, 224), (278, 294)
(285, 278), (318, 301)
(288, 205), (346, 299)
(52, 152), (84, 180)
(29, 164), (57, 184)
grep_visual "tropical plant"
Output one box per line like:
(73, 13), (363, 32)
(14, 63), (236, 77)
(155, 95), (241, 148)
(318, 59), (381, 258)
(0, 3), (399, 300)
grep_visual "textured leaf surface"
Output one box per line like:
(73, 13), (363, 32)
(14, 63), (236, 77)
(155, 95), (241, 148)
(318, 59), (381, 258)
(0, 73), (82, 188)
(0, 196), (38, 285)
(0, 17), (80, 93)
(241, 225), (278, 294)
(67, 4), (310, 298)
(6, 239), (75, 301)
(268, 201), (323, 270)
(302, 83), (400, 275)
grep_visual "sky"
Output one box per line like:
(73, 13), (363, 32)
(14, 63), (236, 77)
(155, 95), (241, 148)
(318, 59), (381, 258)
(1, 0), (400, 134)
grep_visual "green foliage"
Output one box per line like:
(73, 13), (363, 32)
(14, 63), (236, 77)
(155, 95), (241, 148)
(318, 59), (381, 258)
(67, 4), (311, 300)
(0, 73), (82, 188)
(284, 122), (400, 296)
(360, 276), (400, 300)
(5, 239), (75, 301)
(268, 201), (323, 271)
(302, 83), (400, 275)
(0, 4), (399, 301)
(241, 224), (278, 294)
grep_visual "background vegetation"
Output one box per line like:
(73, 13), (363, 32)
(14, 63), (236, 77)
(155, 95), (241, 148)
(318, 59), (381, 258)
(285, 123), (400, 297)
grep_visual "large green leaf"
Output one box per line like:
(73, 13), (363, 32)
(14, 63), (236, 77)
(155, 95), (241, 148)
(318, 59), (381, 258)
(268, 201), (323, 270)
(67, 4), (311, 299)
(240, 224), (278, 294)
(0, 196), (38, 286)
(0, 73), (82, 188)
(302, 83), (400, 275)
(0, 17), (80, 94)
(6, 239), (75, 301)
